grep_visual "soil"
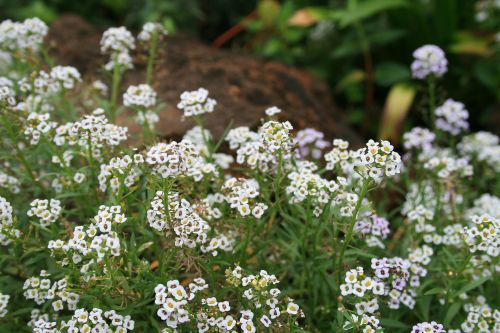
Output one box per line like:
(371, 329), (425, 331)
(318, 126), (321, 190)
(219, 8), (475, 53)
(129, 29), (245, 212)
(46, 14), (360, 144)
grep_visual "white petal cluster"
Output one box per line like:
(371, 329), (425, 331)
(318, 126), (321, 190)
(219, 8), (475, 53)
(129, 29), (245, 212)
(435, 99), (469, 135)
(53, 109), (128, 157)
(27, 199), (62, 227)
(147, 191), (210, 248)
(0, 293), (9, 318)
(100, 27), (135, 54)
(62, 308), (135, 333)
(295, 128), (330, 159)
(464, 214), (499, 257)
(23, 270), (79, 311)
(287, 161), (339, 217)
(145, 140), (217, 181)
(466, 194), (500, 219)
(0, 196), (20, 246)
(453, 297), (500, 333)
(123, 84), (157, 108)
(138, 22), (167, 42)
(98, 154), (144, 193)
(155, 279), (208, 329)
(24, 112), (58, 145)
(177, 88), (217, 117)
(403, 127), (435, 151)
(100, 26), (135, 71)
(411, 44), (448, 79)
(48, 205), (126, 277)
(0, 18), (48, 52)
(458, 131), (500, 172)
(411, 321), (445, 333)
(155, 267), (303, 332)
(50, 66), (82, 90)
(0, 171), (20, 194)
(222, 178), (268, 218)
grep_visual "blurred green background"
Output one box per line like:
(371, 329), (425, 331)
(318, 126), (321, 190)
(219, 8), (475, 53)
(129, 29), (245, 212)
(1, 0), (499, 139)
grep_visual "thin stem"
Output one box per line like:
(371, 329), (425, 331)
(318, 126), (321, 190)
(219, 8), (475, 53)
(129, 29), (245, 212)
(109, 54), (122, 123)
(335, 181), (370, 289)
(428, 75), (436, 131)
(146, 32), (159, 85)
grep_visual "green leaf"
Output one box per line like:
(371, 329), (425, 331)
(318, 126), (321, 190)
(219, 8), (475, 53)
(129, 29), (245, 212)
(453, 276), (490, 297)
(380, 318), (408, 329)
(338, 0), (409, 27)
(424, 287), (446, 296)
(444, 302), (462, 326)
(374, 62), (410, 86)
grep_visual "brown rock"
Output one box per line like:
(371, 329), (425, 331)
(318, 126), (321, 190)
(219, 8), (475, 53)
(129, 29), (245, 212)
(46, 14), (360, 144)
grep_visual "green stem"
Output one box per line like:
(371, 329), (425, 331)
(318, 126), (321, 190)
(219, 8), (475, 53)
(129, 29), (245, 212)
(146, 32), (159, 85)
(109, 54), (122, 123)
(335, 181), (370, 290)
(428, 75), (436, 131)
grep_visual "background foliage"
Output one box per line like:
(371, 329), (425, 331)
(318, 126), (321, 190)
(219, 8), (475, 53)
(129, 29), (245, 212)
(1, 0), (499, 139)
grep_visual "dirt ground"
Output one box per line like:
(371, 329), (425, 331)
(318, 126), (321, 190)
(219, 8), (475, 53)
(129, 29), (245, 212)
(46, 15), (360, 144)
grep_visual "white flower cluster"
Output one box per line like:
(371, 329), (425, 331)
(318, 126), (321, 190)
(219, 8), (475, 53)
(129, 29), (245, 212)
(226, 127), (259, 150)
(264, 106), (282, 116)
(435, 99), (469, 135)
(354, 213), (391, 248)
(147, 191), (210, 248)
(411, 321), (445, 333)
(0, 85), (15, 106)
(463, 214), (499, 257)
(0, 292), (8, 318)
(295, 128), (330, 159)
(0, 171), (20, 193)
(183, 126), (234, 168)
(340, 267), (385, 298)
(27, 199), (62, 227)
(324, 139), (351, 171)
(100, 27), (135, 54)
(136, 110), (159, 130)
(0, 196), (20, 246)
(48, 205), (126, 276)
(458, 131), (500, 172)
(326, 139), (402, 183)
(138, 22), (167, 42)
(0, 18), (48, 52)
(155, 278), (208, 329)
(259, 120), (295, 153)
(92, 80), (108, 96)
(61, 308), (135, 333)
(332, 186), (360, 218)
(98, 154), (143, 194)
(222, 177), (268, 218)
(24, 112), (58, 145)
(23, 270), (79, 312)
(340, 267), (384, 333)
(177, 88), (217, 117)
(287, 161), (339, 217)
(123, 84), (157, 108)
(403, 127), (435, 151)
(50, 66), (82, 90)
(423, 155), (473, 178)
(146, 140), (217, 181)
(155, 267), (303, 332)
(449, 296), (500, 333)
(54, 109), (128, 157)
(100, 27), (135, 71)
(466, 194), (500, 219)
(411, 44), (448, 79)
(402, 181), (462, 219)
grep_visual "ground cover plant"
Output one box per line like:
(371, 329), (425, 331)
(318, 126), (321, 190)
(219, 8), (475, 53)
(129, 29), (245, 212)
(0, 17), (499, 333)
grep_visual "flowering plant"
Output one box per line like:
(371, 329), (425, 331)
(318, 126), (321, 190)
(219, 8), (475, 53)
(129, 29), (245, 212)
(0, 18), (498, 333)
